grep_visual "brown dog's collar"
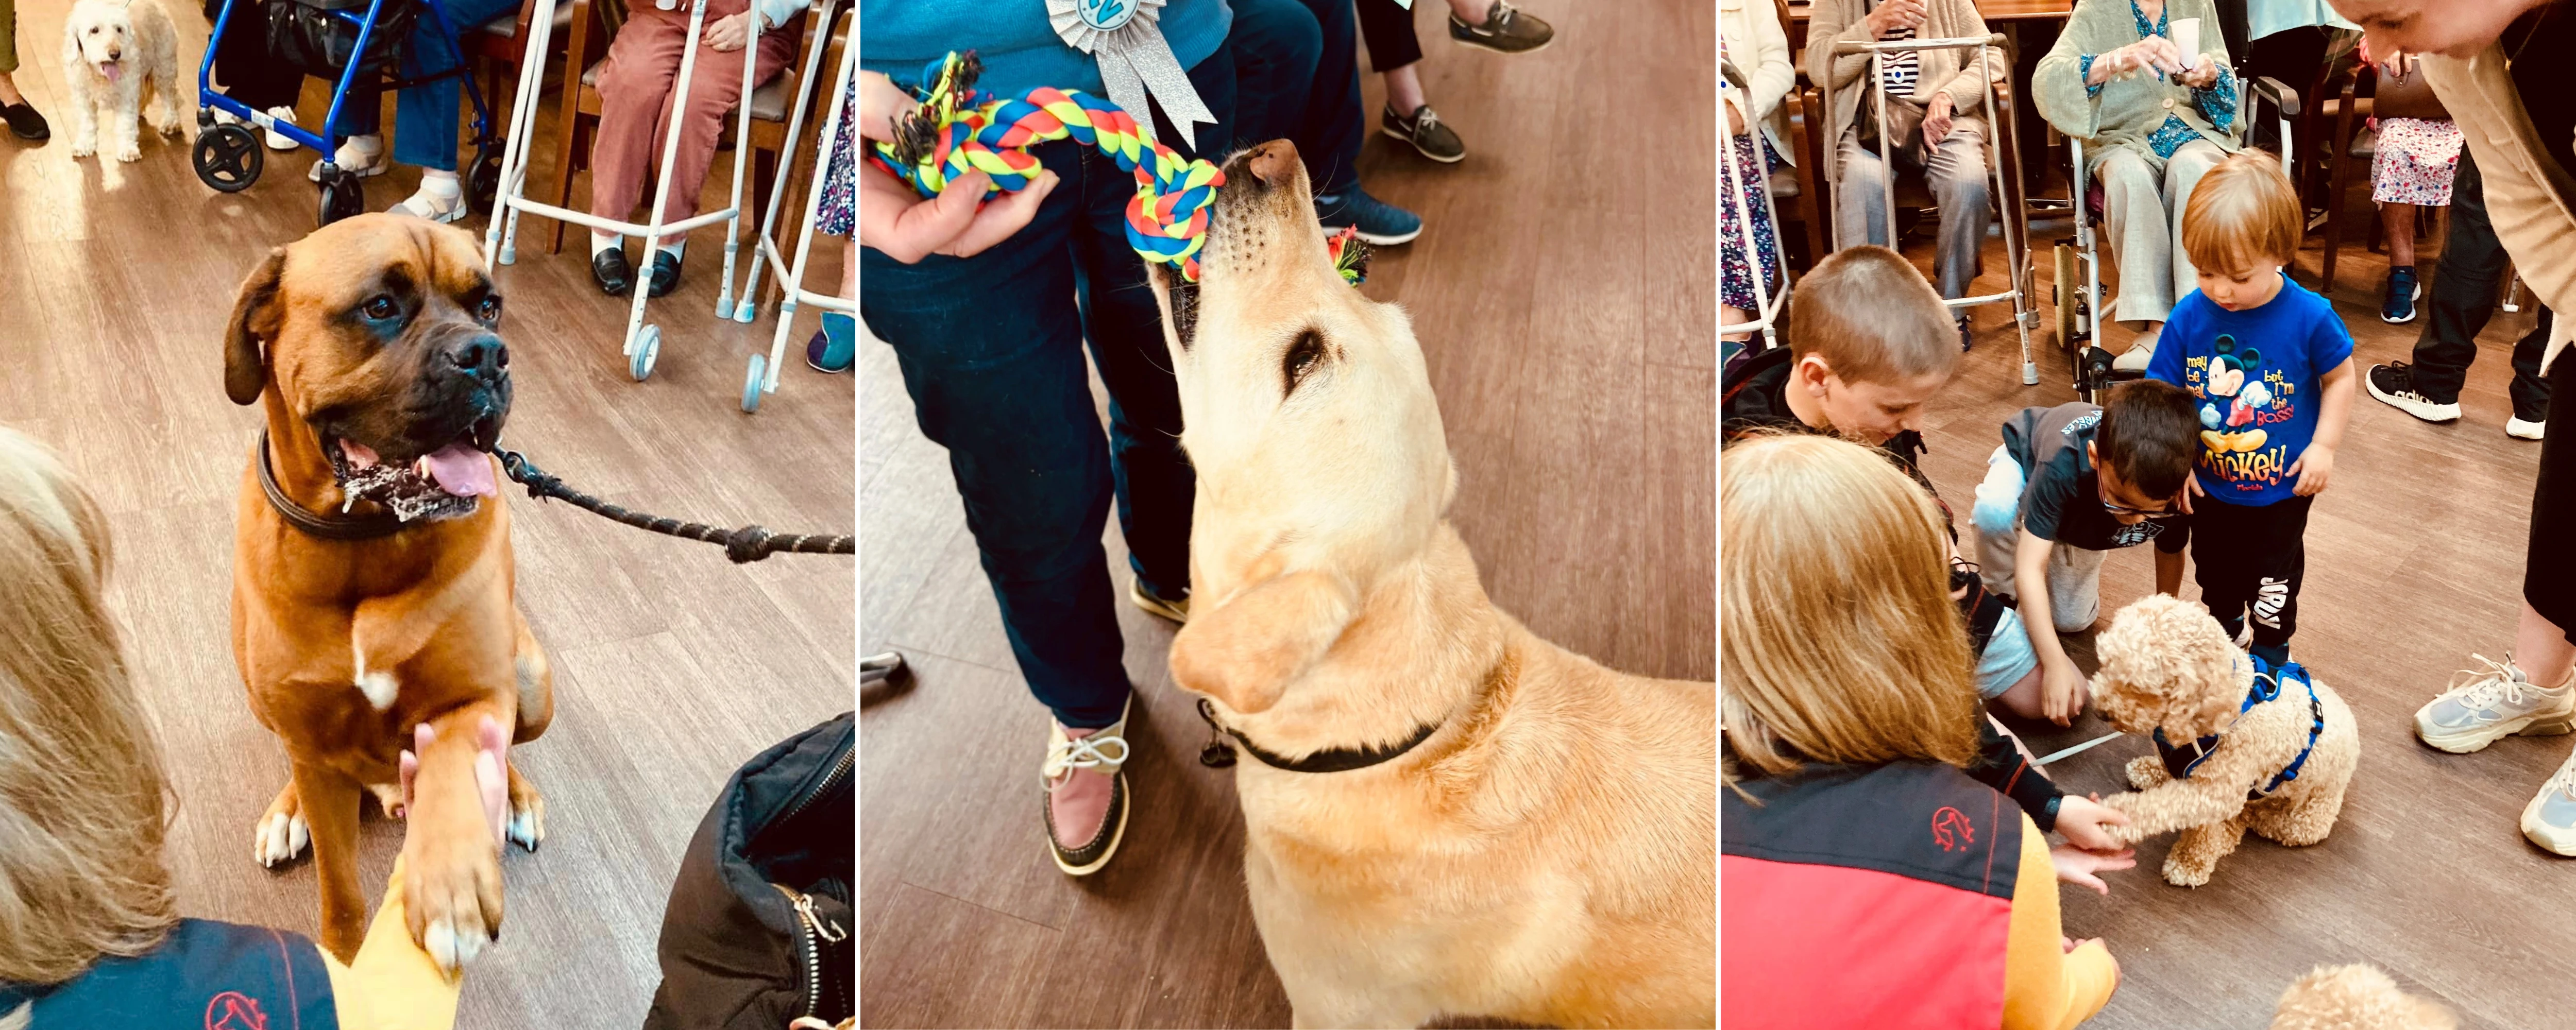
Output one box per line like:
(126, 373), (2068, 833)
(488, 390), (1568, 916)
(1195, 652), (1517, 774)
(256, 430), (407, 541)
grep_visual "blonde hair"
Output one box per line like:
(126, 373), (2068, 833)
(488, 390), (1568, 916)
(0, 425), (177, 984)
(2182, 150), (2302, 271)
(1786, 245), (1960, 386)
(1721, 433), (1979, 785)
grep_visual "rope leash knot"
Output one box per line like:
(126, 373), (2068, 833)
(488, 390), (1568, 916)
(870, 51), (1370, 286)
(494, 449), (855, 564)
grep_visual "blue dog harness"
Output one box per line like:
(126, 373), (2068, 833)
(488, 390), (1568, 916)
(2153, 656), (2326, 798)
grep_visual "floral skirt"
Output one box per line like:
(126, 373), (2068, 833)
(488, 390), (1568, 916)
(2371, 116), (2463, 207)
(1721, 133), (1783, 313)
(817, 75), (857, 237)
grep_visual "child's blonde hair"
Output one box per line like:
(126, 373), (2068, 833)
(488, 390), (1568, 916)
(2182, 150), (2302, 272)
(0, 425), (177, 984)
(1787, 245), (1960, 386)
(1720, 433), (1979, 786)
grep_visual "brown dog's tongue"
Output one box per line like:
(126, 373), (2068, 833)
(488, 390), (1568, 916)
(423, 443), (496, 497)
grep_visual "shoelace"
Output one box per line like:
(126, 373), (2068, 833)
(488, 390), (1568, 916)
(1042, 729), (1131, 785)
(2444, 654), (2531, 713)
(1414, 106), (1443, 134)
(2546, 752), (2576, 804)
(1476, 1), (1516, 32)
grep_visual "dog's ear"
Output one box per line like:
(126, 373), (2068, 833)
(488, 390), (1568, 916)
(226, 248), (287, 406)
(61, 16), (81, 66)
(1168, 570), (1357, 716)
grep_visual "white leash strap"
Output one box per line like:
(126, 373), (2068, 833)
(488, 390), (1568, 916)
(1047, 0), (1215, 148)
(2035, 732), (2124, 767)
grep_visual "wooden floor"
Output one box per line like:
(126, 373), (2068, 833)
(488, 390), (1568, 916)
(0, 2), (854, 1022)
(855, 3), (1716, 1026)
(1906, 170), (2562, 1027)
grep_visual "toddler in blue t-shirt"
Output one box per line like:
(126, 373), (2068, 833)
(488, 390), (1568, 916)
(2145, 151), (2358, 667)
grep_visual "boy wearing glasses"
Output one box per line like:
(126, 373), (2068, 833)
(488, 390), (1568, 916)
(2143, 151), (2359, 674)
(1973, 381), (2202, 726)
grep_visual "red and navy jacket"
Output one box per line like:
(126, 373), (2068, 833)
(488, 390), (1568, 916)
(0, 919), (338, 1029)
(1724, 760), (2023, 1029)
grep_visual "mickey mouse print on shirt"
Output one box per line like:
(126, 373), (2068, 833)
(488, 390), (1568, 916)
(2183, 334), (2299, 492)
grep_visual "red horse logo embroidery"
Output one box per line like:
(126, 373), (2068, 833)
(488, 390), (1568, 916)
(1930, 806), (1975, 852)
(206, 991), (267, 1030)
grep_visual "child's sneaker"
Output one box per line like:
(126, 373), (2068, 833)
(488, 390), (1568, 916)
(2382, 266), (2421, 323)
(1448, 0), (1553, 54)
(2365, 362), (2462, 423)
(1382, 104), (1465, 163)
(2414, 654), (2576, 753)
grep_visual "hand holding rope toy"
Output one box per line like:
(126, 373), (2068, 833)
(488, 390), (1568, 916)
(869, 51), (1368, 286)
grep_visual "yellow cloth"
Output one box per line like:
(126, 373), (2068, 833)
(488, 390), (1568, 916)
(1999, 813), (2117, 1030)
(317, 857), (464, 1030)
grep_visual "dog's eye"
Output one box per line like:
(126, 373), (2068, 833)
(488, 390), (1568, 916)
(1282, 329), (1326, 394)
(477, 296), (504, 322)
(361, 296), (400, 321)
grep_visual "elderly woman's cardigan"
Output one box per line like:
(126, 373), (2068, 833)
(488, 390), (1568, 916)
(2034, 0), (2243, 174)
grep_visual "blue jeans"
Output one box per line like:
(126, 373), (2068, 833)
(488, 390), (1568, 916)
(1228, 0), (1363, 196)
(859, 50), (1235, 730)
(343, 0), (521, 170)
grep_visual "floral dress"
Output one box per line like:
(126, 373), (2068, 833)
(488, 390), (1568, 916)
(818, 74), (856, 237)
(2370, 115), (2464, 206)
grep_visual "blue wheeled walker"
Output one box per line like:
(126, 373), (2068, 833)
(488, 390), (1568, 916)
(192, 0), (507, 227)
(728, 0), (853, 413)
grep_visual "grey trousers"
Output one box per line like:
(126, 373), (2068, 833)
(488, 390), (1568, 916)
(1834, 97), (1991, 303)
(2095, 138), (2228, 325)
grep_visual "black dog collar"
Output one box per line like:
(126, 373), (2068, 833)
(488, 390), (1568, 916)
(1197, 696), (1444, 774)
(256, 430), (406, 541)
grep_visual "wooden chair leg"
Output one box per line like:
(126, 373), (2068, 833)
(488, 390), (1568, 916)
(2320, 106), (2359, 294)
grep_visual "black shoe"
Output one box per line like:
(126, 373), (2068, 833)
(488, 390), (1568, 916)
(590, 248), (634, 295)
(2382, 265), (2421, 323)
(1381, 104), (1464, 163)
(2365, 360), (2462, 423)
(2, 101), (48, 141)
(1958, 318), (1973, 352)
(1449, 0), (1553, 54)
(647, 250), (683, 298)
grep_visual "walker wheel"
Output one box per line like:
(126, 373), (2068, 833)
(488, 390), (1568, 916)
(631, 324), (662, 382)
(741, 353), (767, 413)
(467, 149), (504, 215)
(194, 124), (263, 193)
(317, 168), (365, 227)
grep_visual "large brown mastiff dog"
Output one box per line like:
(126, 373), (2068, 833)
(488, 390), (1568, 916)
(225, 214), (548, 968)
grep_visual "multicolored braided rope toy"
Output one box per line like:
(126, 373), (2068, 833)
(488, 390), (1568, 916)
(869, 51), (1367, 286)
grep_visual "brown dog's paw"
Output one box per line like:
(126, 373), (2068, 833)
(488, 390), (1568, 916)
(253, 783), (310, 868)
(2126, 754), (2167, 790)
(2162, 856), (2214, 888)
(402, 777), (505, 972)
(505, 766), (545, 853)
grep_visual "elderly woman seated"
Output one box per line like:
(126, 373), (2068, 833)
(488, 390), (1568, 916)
(2037, 0), (2242, 372)
(585, 0), (806, 298)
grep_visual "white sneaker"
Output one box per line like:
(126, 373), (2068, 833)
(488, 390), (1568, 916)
(263, 107), (298, 151)
(2111, 325), (2159, 373)
(2414, 654), (2576, 753)
(2525, 745), (2576, 856)
(2510, 416), (2547, 441)
(2365, 362), (2463, 423)
(309, 137), (388, 181)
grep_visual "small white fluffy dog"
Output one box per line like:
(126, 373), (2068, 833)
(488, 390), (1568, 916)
(61, 0), (183, 162)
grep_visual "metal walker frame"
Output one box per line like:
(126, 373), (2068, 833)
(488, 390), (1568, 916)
(1823, 32), (2040, 385)
(1718, 61), (1793, 352)
(480, 0), (768, 385)
(728, 0), (854, 413)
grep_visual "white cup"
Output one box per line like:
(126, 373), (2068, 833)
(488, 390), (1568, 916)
(2171, 18), (2202, 70)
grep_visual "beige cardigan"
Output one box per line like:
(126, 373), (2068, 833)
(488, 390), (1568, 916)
(2424, 48), (2576, 371)
(1720, 0), (1798, 165)
(1802, 0), (2005, 175)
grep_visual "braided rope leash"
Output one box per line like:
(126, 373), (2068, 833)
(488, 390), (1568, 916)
(493, 449), (855, 564)
(869, 51), (1370, 286)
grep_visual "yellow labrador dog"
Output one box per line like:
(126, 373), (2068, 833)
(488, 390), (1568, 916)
(1147, 140), (1716, 1029)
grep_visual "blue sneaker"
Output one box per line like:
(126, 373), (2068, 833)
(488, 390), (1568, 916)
(2382, 266), (2420, 324)
(806, 312), (855, 373)
(1314, 186), (1422, 245)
